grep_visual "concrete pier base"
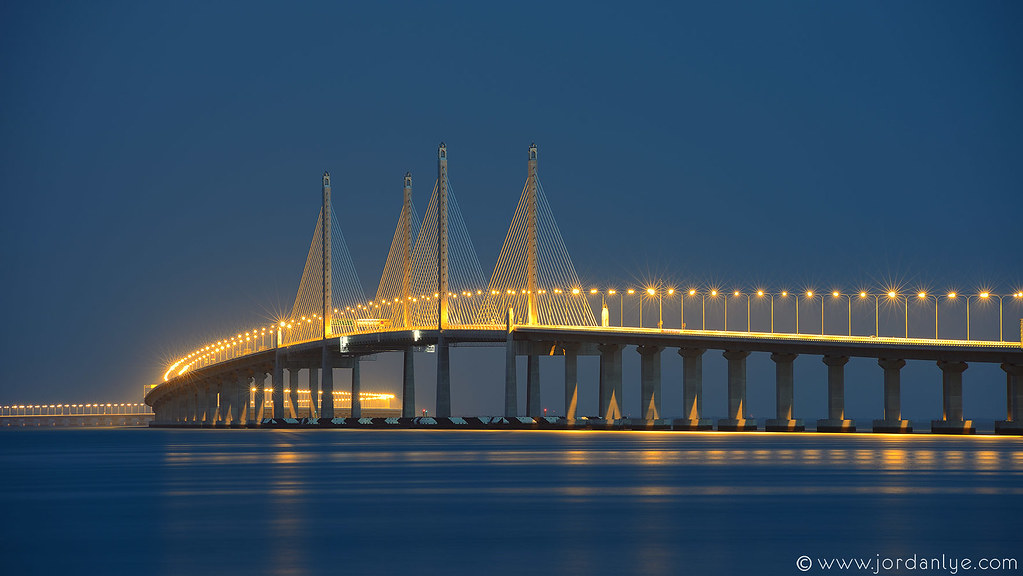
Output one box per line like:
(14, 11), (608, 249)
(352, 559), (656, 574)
(816, 419), (856, 433)
(717, 418), (758, 431)
(873, 419), (913, 433)
(930, 420), (975, 434)
(765, 418), (804, 432)
(994, 420), (1023, 435)
(672, 418), (714, 431)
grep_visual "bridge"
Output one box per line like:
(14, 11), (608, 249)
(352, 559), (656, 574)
(145, 143), (1023, 434)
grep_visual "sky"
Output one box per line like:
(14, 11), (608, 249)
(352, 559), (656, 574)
(1, 1), (1021, 419)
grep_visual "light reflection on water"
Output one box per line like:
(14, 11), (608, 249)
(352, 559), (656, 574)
(0, 429), (1020, 576)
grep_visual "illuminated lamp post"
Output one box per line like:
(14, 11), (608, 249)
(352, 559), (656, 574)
(831, 291), (852, 336)
(917, 291), (938, 339)
(733, 291), (751, 332)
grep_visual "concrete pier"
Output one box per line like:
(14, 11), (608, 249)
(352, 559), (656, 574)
(308, 366), (319, 419)
(638, 345), (662, 422)
(321, 344), (334, 420)
(288, 369), (300, 418)
(675, 347), (711, 430)
(564, 343), (579, 420)
(817, 355), (855, 432)
(719, 349), (756, 430)
(185, 386), (197, 424)
(598, 343), (623, 420)
(504, 331), (517, 417)
(232, 375), (246, 427)
(766, 352), (803, 431)
(351, 356), (361, 419)
(402, 348), (415, 418)
(216, 382), (230, 427)
(272, 350), (285, 419)
(199, 384), (212, 426)
(436, 333), (451, 418)
(995, 363), (1023, 434)
(932, 360), (973, 434)
(873, 358), (912, 433)
(250, 373), (264, 425)
(526, 353), (541, 417)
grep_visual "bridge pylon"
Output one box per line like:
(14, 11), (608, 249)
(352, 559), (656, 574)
(483, 143), (595, 327)
(286, 172), (367, 344)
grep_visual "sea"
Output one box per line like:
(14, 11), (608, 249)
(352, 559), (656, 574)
(0, 428), (1020, 576)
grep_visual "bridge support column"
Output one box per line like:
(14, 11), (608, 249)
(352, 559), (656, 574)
(351, 356), (361, 419)
(436, 334), (451, 418)
(321, 344), (334, 420)
(526, 353), (541, 418)
(638, 345), (663, 423)
(996, 363), (1023, 435)
(232, 376), (246, 427)
(504, 331), (517, 417)
(675, 348), (711, 430)
(272, 350), (285, 420)
(718, 350), (756, 431)
(402, 348), (415, 419)
(216, 382), (231, 427)
(203, 383), (217, 428)
(598, 344), (623, 421)
(308, 367), (319, 420)
(766, 352), (803, 431)
(288, 369), (300, 419)
(873, 358), (912, 433)
(251, 372), (265, 426)
(817, 355), (855, 432)
(184, 387), (197, 424)
(564, 343), (579, 421)
(932, 361), (973, 434)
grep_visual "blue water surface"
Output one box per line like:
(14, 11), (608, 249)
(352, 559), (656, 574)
(0, 429), (1020, 575)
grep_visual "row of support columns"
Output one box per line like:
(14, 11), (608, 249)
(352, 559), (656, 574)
(152, 340), (1022, 435)
(499, 336), (1023, 434)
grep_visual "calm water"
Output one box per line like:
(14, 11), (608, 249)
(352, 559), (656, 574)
(0, 429), (1020, 575)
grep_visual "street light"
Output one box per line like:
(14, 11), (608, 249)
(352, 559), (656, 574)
(917, 291), (938, 339)
(755, 290), (774, 333)
(647, 287), (663, 329)
(733, 290), (751, 332)
(964, 292), (993, 341)
(886, 291), (909, 338)
(802, 290), (823, 335)
(832, 291), (852, 336)
(706, 289), (719, 331)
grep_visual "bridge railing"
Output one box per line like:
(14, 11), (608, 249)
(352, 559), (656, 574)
(161, 288), (1022, 383)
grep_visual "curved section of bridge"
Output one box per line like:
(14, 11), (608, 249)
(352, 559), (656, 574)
(146, 143), (1023, 434)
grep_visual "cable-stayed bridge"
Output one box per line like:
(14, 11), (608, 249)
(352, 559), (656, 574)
(146, 143), (1023, 434)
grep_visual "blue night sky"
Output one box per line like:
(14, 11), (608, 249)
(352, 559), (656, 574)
(1, 2), (1021, 419)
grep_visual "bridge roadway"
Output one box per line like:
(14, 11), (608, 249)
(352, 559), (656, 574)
(146, 326), (1023, 434)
